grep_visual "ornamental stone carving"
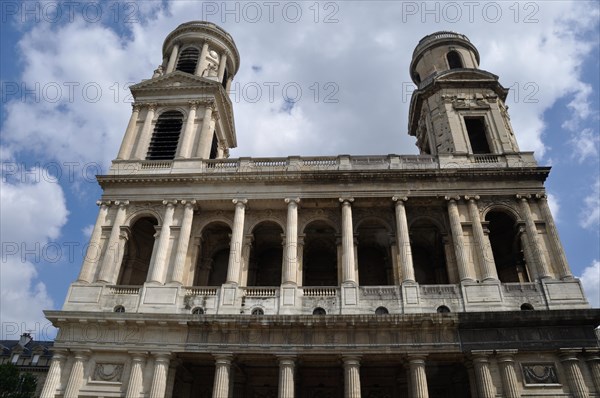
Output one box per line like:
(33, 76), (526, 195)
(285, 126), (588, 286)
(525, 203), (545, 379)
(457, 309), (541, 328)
(522, 364), (559, 385)
(92, 363), (124, 382)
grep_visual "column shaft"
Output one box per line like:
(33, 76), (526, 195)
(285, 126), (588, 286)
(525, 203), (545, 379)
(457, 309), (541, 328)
(195, 42), (209, 76)
(518, 196), (551, 279)
(538, 195), (572, 279)
(278, 357), (295, 398)
(340, 199), (356, 284)
(226, 199), (247, 284)
(212, 356), (232, 398)
(343, 357), (361, 398)
(126, 354), (146, 398)
(560, 353), (589, 398)
(98, 202), (128, 283)
(196, 103), (215, 159)
(447, 198), (474, 281)
(78, 201), (109, 283)
(63, 352), (88, 398)
(586, 355), (600, 394)
(408, 356), (429, 398)
(134, 104), (156, 160)
(394, 197), (415, 282)
(283, 198), (300, 284)
(467, 198), (498, 281)
(170, 201), (195, 284)
(147, 202), (176, 284)
(117, 104), (141, 160)
(472, 354), (496, 398)
(166, 43), (179, 73)
(217, 53), (228, 81)
(177, 102), (198, 158)
(39, 353), (66, 398)
(497, 353), (520, 398)
(149, 354), (170, 398)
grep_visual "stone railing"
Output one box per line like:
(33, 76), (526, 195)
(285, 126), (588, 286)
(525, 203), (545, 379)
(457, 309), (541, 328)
(361, 286), (399, 297)
(302, 287), (338, 297)
(108, 286), (141, 295)
(420, 284), (460, 297)
(185, 287), (219, 296)
(243, 287), (277, 297)
(503, 282), (539, 293)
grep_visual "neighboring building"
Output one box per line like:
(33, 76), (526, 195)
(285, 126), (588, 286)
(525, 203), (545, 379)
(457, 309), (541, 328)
(42, 22), (600, 397)
(1, 333), (53, 397)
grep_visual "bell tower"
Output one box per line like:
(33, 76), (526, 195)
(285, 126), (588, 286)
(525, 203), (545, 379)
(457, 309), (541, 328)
(114, 21), (240, 164)
(408, 31), (520, 157)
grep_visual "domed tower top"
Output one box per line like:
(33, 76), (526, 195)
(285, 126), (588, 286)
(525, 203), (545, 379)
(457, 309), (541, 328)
(160, 21), (240, 87)
(409, 31), (480, 85)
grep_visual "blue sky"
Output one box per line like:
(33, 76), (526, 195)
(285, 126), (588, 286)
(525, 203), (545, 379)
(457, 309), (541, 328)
(1, 1), (599, 340)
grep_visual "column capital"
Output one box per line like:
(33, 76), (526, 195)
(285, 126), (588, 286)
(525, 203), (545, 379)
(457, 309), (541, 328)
(232, 198), (248, 207)
(465, 195), (481, 201)
(162, 200), (177, 207)
(277, 355), (297, 365)
(285, 197), (301, 205)
(536, 193), (548, 201)
(152, 352), (172, 363)
(212, 110), (220, 121)
(470, 350), (493, 361)
(50, 349), (69, 361)
(188, 100), (201, 110)
(341, 355), (361, 366)
(339, 197), (354, 205)
(128, 351), (148, 361)
(213, 353), (233, 364)
(71, 349), (92, 359)
(96, 200), (111, 207)
(407, 354), (428, 363)
(146, 102), (158, 111)
(445, 195), (461, 202)
(515, 194), (531, 201)
(392, 195), (408, 203)
(179, 199), (197, 208)
(131, 103), (142, 112)
(559, 348), (583, 362)
(114, 200), (130, 207)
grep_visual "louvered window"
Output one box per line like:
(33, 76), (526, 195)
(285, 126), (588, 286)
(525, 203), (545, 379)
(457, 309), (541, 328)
(146, 111), (183, 160)
(176, 47), (199, 74)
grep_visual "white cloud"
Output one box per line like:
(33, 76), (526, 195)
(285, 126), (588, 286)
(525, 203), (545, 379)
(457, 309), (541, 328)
(82, 224), (94, 238)
(580, 178), (600, 229)
(579, 260), (600, 308)
(569, 128), (600, 163)
(0, 173), (68, 338)
(546, 193), (560, 223)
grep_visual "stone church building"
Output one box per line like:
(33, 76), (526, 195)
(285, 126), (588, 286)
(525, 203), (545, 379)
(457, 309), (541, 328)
(42, 22), (600, 397)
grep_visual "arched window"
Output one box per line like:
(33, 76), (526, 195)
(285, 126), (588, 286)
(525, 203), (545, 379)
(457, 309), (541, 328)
(303, 221), (338, 286)
(486, 211), (528, 283)
(437, 305), (451, 313)
(117, 217), (158, 285)
(447, 51), (463, 69)
(357, 219), (393, 286)
(195, 222), (231, 286)
(146, 111), (183, 160)
(114, 305), (125, 313)
(176, 47), (200, 74)
(248, 222), (284, 286)
(375, 306), (389, 315)
(251, 308), (264, 316)
(410, 220), (449, 284)
(520, 303), (534, 311)
(192, 307), (204, 315)
(313, 307), (326, 315)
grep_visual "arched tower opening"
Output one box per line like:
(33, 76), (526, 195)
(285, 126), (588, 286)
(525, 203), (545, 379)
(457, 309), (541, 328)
(357, 219), (393, 286)
(410, 219), (449, 285)
(195, 222), (232, 286)
(248, 222), (283, 286)
(118, 217), (158, 285)
(146, 110), (184, 160)
(486, 210), (528, 283)
(303, 221), (338, 286)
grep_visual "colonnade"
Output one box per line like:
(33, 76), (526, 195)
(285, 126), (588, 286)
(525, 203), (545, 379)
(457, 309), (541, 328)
(77, 194), (563, 287)
(40, 349), (600, 398)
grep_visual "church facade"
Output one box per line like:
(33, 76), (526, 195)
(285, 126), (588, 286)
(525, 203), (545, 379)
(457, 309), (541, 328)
(42, 22), (600, 397)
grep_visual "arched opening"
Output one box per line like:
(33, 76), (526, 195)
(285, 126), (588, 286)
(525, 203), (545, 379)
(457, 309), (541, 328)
(146, 110), (184, 160)
(114, 305), (125, 313)
(521, 303), (534, 311)
(251, 307), (264, 316)
(191, 307), (204, 315)
(375, 306), (389, 315)
(248, 222), (283, 286)
(313, 307), (326, 315)
(195, 222), (231, 286)
(486, 210), (528, 283)
(437, 305), (451, 313)
(117, 216), (158, 285)
(221, 68), (228, 89)
(176, 47), (200, 74)
(303, 221), (338, 286)
(446, 50), (463, 69)
(357, 219), (393, 285)
(410, 219), (449, 284)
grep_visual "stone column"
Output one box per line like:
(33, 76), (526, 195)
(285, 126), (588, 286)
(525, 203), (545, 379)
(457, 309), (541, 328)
(537, 194), (572, 279)
(147, 201), (176, 284)
(166, 43), (179, 73)
(585, 351), (600, 394)
(446, 197), (474, 282)
(177, 101), (199, 158)
(195, 42), (209, 76)
(518, 225), (537, 281)
(466, 196), (498, 282)
(78, 201), (110, 283)
(225, 77), (233, 92)
(217, 53), (228, 81)
(471, 351), (495, 398)
(340, 198), (357, 284)
(283, 198), (300, 285)
(278, 356), (295, 398)
(213, 355), (233, 398)
(496, 350), (520, 398)
(517, 195), (551, 279)
(125, 352), (146, 398)
(39, 351), (67, 398)
(226, 199), (247, 285)
(149, 353), (171, 398)
(170, 201), (196, 284)
(98, 201), (129, 283)
(196, 101), (215, 159)
(560, 351), (589, 398)
(134, 103), (157, 160)
(63, 351), (90, 398)
(343, 356), (361, 398)
(117, 104), (142, 160)
(408, 355), (429, 398)
(393, 196), (415, 283)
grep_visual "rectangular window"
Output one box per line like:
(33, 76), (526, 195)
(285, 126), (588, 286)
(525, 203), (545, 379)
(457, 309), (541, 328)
(11, 354), (19, 364)
(464, 117), (491, 154)
(31, 354), (40, 365)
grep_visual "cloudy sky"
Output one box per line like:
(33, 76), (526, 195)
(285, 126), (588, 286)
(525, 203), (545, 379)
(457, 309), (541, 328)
(1, 1), (599, 339)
